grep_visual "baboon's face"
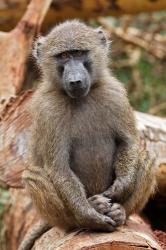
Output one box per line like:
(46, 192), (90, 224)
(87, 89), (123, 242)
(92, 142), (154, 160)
(54, 49), (91, 98)
(34, 21), (109, 98)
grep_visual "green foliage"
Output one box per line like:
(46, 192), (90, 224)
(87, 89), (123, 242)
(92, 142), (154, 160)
(113, 52), (166, 115)
(102, 12), (166, 116)
(114, 53), (166, 115)
(0, 188), (10, 227)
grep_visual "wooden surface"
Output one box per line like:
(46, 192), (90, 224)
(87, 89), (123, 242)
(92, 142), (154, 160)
(0, 0), (52, 101)
(3, 189), (162, 250)
(32, 215), (162, 250)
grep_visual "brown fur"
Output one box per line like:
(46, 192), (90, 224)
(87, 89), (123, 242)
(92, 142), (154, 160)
(20, 20), (156, 250)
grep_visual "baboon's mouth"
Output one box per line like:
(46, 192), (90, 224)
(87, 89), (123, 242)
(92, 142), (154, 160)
(67, 87), (89, 98)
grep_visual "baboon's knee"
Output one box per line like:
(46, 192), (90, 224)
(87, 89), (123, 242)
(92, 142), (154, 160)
(22, 166), (75, 229)
(123, 151), (157, 216)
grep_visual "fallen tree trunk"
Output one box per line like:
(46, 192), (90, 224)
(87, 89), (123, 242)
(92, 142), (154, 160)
(32, 216), (162, 250)
(3, 188), (162, 250)
(0, 0), (52, 102)
(0, 91), (165, 190)
(0, 0), (166, 31)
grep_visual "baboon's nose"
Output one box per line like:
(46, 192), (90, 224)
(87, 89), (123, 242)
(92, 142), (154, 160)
(69, 80), (82, 89)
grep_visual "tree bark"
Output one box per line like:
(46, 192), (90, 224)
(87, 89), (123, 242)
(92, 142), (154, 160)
(156, 164), (166, 196)
(0, 0), (166, 31)
(32, 217), (162, 250)
(3, 189), (162, 250)
(0, 0), (52, 102)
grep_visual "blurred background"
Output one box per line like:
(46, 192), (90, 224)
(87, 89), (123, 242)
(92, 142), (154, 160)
(101, 13), (166, 116)
(26, 12), (166, 116)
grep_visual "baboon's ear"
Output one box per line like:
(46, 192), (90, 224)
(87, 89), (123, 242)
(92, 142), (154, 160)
(33, 36), (46, 59)
(95, 28), (109, 48)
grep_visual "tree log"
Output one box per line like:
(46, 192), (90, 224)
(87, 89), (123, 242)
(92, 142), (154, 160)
(0, 91), (166, 191)
(3, 188), (162, 250)
(32, 217), (162, 250)
(3, 188), (39, 250)
(156, 164), (166, 196)
(0, 0), (52, 102)
(0, 0), (166, 31)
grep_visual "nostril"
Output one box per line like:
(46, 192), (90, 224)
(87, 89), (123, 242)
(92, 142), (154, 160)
(76, 80), (82, 85)
(70, 80), (82, 87)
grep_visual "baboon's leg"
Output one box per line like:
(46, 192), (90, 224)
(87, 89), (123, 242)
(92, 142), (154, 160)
(23, 165), (76, 230)
(123, 151), (157, 216)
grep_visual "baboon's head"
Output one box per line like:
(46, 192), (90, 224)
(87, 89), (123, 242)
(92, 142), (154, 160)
(34, 20), (109, 98)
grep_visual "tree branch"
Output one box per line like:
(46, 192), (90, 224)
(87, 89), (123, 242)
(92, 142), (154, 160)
(0, 0), (52, 101)
(0, 0), (166, 31)
(98, 18), (166, 60)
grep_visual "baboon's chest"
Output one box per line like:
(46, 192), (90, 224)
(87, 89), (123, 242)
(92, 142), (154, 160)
(70, 131), (116, 196)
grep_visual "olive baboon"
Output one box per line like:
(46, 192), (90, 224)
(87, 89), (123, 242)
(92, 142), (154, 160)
(19, 20), (156, 249)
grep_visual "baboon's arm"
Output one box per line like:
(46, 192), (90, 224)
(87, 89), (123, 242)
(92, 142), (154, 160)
(44, 161), (116, 230)
(103, 137), (139, 202)
(103, 104), (139, 203)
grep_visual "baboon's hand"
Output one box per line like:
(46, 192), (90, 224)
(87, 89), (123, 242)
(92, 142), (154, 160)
(78, 207), (117, 232)
(106, 203), (126, 227)
(88, 195), (126, 228)
(88, 195), (112, 214)
(103, 178), (133, 203)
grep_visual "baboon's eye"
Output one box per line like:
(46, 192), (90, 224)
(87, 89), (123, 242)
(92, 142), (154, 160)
(72, 50), (89, 58)
(74, 50), (83, 57)
(54, 52), (70, 61)
(60, 52), (70, 59)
